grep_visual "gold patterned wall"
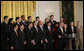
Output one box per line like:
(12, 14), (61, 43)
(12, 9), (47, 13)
(1, 1), (36, 22)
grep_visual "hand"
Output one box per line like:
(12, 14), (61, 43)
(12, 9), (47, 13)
(7, 38), (9, 41)
(45, 39), (48, 43)
(75, 38), (77, 40)
(41, 40), (43, 44)
(31, 40), (36, 45)
(24, 41), (26, 45)
(58, 35), (61, 38)
(10, 46), (14, 50)
(53, 39), (54, 42)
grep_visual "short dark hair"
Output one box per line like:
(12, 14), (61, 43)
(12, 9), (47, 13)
(50, 15), (54, 18)
(28, 22), (32, 26)
(4, 16), (8, 20)
(21, 15), (25, 18)
(36, 16), (39, 19)
(13, 23), (18, 29)
(27, 16), (31, 19)
(19, 23), (24, 27)
(15, 17), (20, 21)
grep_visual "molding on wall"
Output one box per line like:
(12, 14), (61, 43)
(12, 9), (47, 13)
(59, 1), (62, 17)
(74, 1), (76, 26)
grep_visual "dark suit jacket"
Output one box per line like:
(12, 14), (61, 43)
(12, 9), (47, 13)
(44, 26), (54, 43)
(10, 29), (20, 50)
(23, 27), (34, 46)
(32, 26), (41, 44)
(18, 30), (25, 48)
(37, 25), (46, 43)
(56, 26), (65, 39)
(67, 26), (77, 34)
(49, 20), (57, 28)
(1, 21), (9, 49)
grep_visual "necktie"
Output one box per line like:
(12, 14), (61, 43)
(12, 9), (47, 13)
(30, 29), (32, 33)
(49, 27), (51, 35)
(61, 28), (63, 34)
(15, 31), (18, 36)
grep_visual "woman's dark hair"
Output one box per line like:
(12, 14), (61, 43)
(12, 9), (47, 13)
(8, 18), (13, 25)
(28, 22), (32, 26)
(13, 23), (18, 29)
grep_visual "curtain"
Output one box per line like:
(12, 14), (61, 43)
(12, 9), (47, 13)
(1, 1), (36, 22)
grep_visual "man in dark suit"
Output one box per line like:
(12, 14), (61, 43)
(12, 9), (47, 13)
(32, 21), (41, 50)
(68, 21), (77, 50)
(44, 21), (54, 50)
(37, 20), (48, 50)
(26, 16), (32, 26)
(18, 24), (26, 50)
(10, 24), (20, 50)
(56, 22), (65, 50)
(24, 22), (36, 50)
(15, 17), (21, 29)
(49, 15), (57, 28)
(1, 16), (9, 50)
(34, 16), (40, 25)
(21, 15), (27, 29)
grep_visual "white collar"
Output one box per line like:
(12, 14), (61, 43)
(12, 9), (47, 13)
(22, 20), (25, 22)
(14, 29), (16, 32)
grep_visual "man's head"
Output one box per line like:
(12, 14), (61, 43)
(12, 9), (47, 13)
(70, 21), (74, 26)
(20, 24), (24, 30)
(64, 24), (67, 29)
(39, 20), (43, 26)
(59, 22), (64, 27)
(4, 16), (9, 22)
(47, 21), (51, 26)
(45, 18), (49, 23)
(36, 16), (40, 21)
(16, 17), (21, 23)
(28, 22), (33, 28)
(55, 23), (58, 27)
(50, 15), (54, 20)
(60, 17), (63, 22)
(13, 23), (18, 30)
(27, 16), (32, 21)
(21, 15), (25, 20)
(34, 21), (38, 26)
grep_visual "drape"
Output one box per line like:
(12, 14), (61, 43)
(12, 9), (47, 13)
(1, 1), (36, 22)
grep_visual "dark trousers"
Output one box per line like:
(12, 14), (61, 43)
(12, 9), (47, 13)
(57, 39), (64, 50)
(72, 38), (76, 50)
(46, 40), (53, 50)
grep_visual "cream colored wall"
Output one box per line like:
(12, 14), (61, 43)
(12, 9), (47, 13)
(75, 1), (83, 27)
(34, 1), (60, 22)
